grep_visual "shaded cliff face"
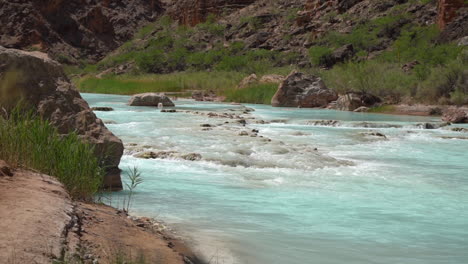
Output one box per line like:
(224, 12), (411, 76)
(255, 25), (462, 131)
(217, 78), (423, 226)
(0, 0), (164, 62)
(166, 0), (257, 26)
(437, 0), (465, 29)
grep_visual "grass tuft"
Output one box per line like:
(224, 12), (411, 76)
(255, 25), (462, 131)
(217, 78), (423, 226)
(0, 106), (103, 199)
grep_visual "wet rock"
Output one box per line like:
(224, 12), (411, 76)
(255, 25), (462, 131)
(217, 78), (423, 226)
(91, 107), (114, 111)
(161, 109), (177, 113)
(200, 124), (213, 127)
(307, 120), (341, 126)
(135, 151), (202, 161)
(237, 119), (247, 126)
(0, 160), (13, 177)
(354, 106), (369, 112)
(352, 122), (403, 128)
(129, 93), (175, 107)
(180, 153), (202, 161)
(442, 108), (467, 123)
(360, 132), (387, 139)
(271, 71), (338, 108)
(0, 47), (123, 189)
(333, 92), (382, 111)
(239, 131), (249, 136)
(415, 122), (451, 129)
(450, 127), (468, 132)
(103, 120), (117, 124)
(440, 136), (468, 140)
(135, 151), (177, 159)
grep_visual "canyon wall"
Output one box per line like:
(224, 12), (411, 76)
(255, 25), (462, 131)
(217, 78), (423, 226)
(167, 0), (256, 26)
(437, 0), (464, 29)
(0, 0), (164, 61)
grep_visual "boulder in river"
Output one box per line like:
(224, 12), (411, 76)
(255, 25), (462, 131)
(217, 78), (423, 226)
(128, 93), (175, 107)
(271, 71), (338, 108)
(0, 46), (124, 190)
(442, 108), (467, 123)
(91, 107), (114, 111)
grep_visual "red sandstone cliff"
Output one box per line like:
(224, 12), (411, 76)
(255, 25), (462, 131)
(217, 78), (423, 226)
(437, 0), (465, 29)
(166, 0), (256, 26)
(0, 0), (164, 61)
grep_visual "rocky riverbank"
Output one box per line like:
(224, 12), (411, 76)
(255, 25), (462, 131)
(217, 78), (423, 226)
(0, 160), (203, 264)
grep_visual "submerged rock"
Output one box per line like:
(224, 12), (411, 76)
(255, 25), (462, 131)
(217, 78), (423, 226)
(91, 107), (114, 111)
(352, 122), (402, 128)
(180, 153), (202, 161)
(271, 71), (338, 108)
(360, 132), (387, 139)
(450, 127), (468, 132)
(135, 151), (202, 161)
(307, 120), (341, 127)
(0, 47), (124, 190)
(128, 93), (175, 107)
(415, 122), (451, 129)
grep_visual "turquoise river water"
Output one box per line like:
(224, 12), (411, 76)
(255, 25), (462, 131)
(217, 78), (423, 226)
(82, 93), (468, 264)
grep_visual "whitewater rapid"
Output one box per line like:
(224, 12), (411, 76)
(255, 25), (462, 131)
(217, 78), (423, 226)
(83, 93), (468, 264)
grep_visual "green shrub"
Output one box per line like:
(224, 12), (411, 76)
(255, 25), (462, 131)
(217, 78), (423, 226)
(320, 60), (418, 99)
(135, 49), (165, 73)
(0, 108), (103, 199)
(309, 46), (333, 66)
(380, 25), (463, 66)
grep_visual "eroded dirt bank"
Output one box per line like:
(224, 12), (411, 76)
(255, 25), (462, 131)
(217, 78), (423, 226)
(0, 160), (202, 264)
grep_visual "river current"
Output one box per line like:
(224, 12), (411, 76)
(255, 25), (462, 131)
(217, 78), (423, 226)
(83, 93), (468, 264)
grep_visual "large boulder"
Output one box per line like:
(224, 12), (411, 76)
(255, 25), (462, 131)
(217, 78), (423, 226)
(271, 71), (338, 107)
(128, 93), (175, 107)
(442, 108), (468, 123)
(0, 46), (123, 190)
(333, 92), (382, 111)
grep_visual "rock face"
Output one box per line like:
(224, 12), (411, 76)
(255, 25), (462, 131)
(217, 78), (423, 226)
(437, 0), (465, 29)
(271, 71), (338, 108)
(237, 74), (258, 89)
(333, 92), (382, 111)
(442, 108), (468, 123)
(0, 46), (124, 190)
(0, 0), (164, 61)
(260, 74), (285, 84)
(128, 93), (175, 107)
(167, 0), (257, 26)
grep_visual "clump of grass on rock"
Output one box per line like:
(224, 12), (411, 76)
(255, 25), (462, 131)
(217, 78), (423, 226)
(0, 107), (103, 199)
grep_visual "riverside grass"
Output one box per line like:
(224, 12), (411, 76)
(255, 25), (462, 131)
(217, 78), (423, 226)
(75, 71), (290, 104)
(0, 108), (102, 199)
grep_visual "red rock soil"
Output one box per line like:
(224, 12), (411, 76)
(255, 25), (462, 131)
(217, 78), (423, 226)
(0, 160), (203, 264)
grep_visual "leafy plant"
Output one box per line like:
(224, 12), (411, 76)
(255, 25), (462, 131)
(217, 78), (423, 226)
(124, 167), (143, 213)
